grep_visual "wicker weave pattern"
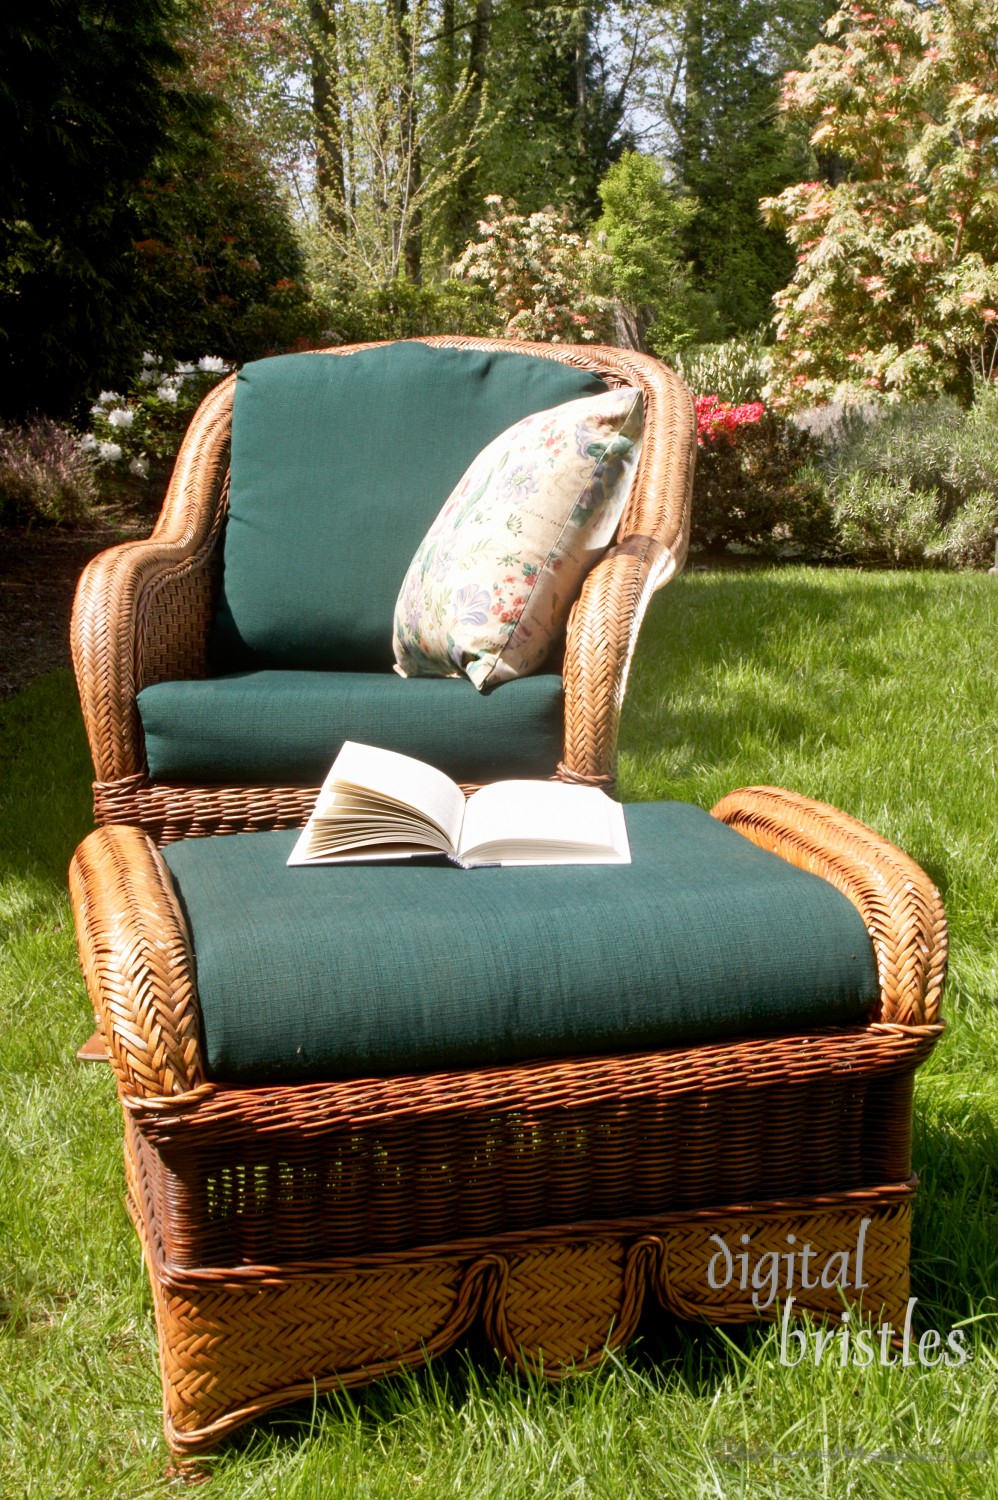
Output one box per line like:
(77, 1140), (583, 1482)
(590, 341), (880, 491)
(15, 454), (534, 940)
(70, 338), (696, 840)
(70, 787), (942, 1454)
(129, 1166), (913, 1453)
(712, 787), (946, 1027)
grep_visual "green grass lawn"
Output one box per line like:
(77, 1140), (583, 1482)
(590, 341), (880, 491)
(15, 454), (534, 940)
(1, 568), (996, 1497)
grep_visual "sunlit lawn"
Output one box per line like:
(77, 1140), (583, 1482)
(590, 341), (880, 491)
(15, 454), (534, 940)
(1, 567), (996, 1497)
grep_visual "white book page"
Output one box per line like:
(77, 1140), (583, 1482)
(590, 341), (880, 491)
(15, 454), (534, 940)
(457, 782), (630, 864)
(317, 741), (466, 847)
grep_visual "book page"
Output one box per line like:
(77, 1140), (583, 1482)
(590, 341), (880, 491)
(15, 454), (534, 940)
(458, 781), (630, 864)
(317, 740), (466, 848)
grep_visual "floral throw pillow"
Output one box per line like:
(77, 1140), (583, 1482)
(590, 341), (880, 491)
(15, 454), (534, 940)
(392, 386), (643, 691)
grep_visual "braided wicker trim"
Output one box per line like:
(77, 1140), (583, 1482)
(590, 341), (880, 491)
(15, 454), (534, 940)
(126, 1171), (914, 1454)
(712, 787), (947, 1027)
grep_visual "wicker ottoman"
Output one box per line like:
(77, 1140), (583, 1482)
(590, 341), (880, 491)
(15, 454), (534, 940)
(70, 788), (944, 1456)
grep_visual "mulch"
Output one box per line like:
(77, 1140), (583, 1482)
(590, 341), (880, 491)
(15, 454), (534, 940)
(1, 491), (158, 702)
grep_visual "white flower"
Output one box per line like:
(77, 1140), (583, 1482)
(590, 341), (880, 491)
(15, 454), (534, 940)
(174, 362), (196, 377)
(141, 351), (159, 366)
(197, 355), (229, 373)
(138, 369), (158, 385)
(95, 389), (121, 405)
(107, 407), (135, 429)
(156, 384), (179, 404)
(80, 433), (98, 451)
(128, 456), (150, 478)
(98, 441), (123, 462)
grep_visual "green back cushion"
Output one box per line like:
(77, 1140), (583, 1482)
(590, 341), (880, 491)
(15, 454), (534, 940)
(137, 670), (564, 784)
(210, 344), (608, 671)
(162, 803), (879, 1084)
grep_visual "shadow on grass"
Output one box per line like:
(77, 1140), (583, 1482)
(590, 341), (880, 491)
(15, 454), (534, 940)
(912, 1101), (998, 1328)
(0, 670), (94, 888)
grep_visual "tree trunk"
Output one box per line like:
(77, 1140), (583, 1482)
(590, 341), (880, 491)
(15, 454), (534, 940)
(393, 0), (422, 283)
(310, 0), (346, 234)
(447, 0), (492, 256)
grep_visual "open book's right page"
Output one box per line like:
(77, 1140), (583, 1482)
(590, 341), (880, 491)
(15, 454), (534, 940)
(457, 781), (630, 866)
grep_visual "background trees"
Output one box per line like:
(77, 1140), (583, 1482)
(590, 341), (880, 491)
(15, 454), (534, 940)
(0, 1), (198, 416)
(763, 0), (998, 405)
(10, 0), (994, 423)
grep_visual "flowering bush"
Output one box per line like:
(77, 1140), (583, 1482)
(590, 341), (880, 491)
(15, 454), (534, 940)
(86, 353), (233, 477)
(0, 418), (101, 525)
(691, 398), (833, 556)
(454, 197), (615, 343)
(695, 395), (766, 445)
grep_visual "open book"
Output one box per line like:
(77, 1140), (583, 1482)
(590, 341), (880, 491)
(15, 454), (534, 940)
(288, 741), (630, 868)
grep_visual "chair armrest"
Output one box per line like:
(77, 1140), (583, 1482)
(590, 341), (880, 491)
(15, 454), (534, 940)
(70, 826), (205, 1098)
(70, 376), (235, 783)
(711, 787), (947, 1028)
(560, 354), (696, 785)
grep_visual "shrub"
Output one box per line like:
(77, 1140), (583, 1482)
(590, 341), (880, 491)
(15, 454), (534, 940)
(318, 277), (499, 345)
(676, 339), (769, 404)
(691, 406), (834, 557)
(454, 197), (615, 343)
(592, 152), (703, 357)
(831, 474), (941, 567)
(0, 419), (100, 526)
(817, 387), (998, 567)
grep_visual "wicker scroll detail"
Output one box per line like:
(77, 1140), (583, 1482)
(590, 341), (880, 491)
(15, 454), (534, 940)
(135, 1185), (913, 1454)
(711, 787), (947, 1028)
(69, 826), (205, 1096)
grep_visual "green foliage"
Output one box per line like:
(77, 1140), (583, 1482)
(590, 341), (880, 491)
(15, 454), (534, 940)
(454, 198), (616, 342)
(676, 337), (770, 403)
(764, 0), (998, 405)
(831, 473), (942, 566)
(0, 419), (100, 526)
(593, 153), (704, 356)
(316, 275), (498, 344)
(634, 0), (827, 334)
(691, 411), (834, 556)
(817, 389), (998, 566)
(309, 0), (482, 287)
(459, 0), (633, 234)
(132, 127), (324, 366)
(0, 0), (207, 418)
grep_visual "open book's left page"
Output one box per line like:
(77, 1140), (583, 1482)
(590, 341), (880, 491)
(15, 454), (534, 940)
(287, 741), (466, 864)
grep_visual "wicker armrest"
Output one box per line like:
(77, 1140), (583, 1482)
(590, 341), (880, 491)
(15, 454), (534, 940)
(71, 377), (235, 784)
(711, 787), (947, 1028)
(70, 825), (205, 1098)
(559, 353), (695, 786)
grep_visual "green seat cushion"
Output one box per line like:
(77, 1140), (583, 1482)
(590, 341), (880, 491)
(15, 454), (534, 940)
(162, 803), (880, 1084)
(137, 670), (564, 784)
(211, 344), (608, 672)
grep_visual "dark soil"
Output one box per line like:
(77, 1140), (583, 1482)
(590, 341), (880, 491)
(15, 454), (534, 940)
(1, 489), (159, 702)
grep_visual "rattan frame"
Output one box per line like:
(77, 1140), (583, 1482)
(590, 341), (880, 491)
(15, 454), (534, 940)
(70, 788), (944, 1456)
(70, 336), (697, 844)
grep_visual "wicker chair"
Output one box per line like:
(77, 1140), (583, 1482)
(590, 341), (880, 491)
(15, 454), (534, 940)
(69, 337), (945, 1458)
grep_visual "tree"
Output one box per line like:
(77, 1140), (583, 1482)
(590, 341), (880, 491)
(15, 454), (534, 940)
(763, 0), (998, 405)
(308, 0), (480, 287)
(0, 1), (202, 417)
(465, 1), (635, 235)
(626, 0), (828, 332)
(593, 149), (703, 354)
